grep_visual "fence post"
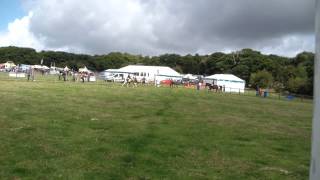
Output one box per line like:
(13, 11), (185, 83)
(310, 1), (320, 179)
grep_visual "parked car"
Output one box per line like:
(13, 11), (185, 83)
(110, 74), (125, 82)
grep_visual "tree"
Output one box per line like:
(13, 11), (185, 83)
(231, 64), (250, 83)
(0, 46), (314, 95)
(250, 70), (274, 88)
(287, 77), (310, 94)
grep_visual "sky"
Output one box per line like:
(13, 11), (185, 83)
(0, 0), (316, 57)
(0, 0), (24, 30)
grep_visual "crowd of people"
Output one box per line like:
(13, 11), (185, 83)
(3, 64), (98, 83)
(3, 65), (230, 92)
(121, 75), (148, 87)
(57, 71), (96, 83)
(256, 86), (269, 97)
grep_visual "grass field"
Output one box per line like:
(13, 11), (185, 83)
(0, 74), (313, 179)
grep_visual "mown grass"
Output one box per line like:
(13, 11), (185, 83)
(0, 74), (313, 179)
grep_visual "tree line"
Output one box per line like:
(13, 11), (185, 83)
(0, 46), (314, 95)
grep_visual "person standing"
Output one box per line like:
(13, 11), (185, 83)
(80, 73), (85, 83)
(62, 71), (67, 81)
(87, 73), (90, 82)
(58, 71), (62, 81)
(31, 68), (35, 81)
(256, 85), (260, 96)
(196, 80), (200, 91)
(27, 67), (31, 81)
(72, 71), (76, 82)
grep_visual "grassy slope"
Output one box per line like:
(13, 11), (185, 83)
(0, 77), (312, 179)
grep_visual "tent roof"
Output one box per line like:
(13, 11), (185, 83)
(4, 61), (16, 66)
(79, 66), (91, 73)
(105, 69), (121, 72)
(32, 65), (41, 69)
(32, 65), (49, 70)
(20, 64), (31, 67)
(183, 74), (197, 79)
(118, 65), (181, 76)
(42, 66), (50, 70)
(205, 74), (245, 82)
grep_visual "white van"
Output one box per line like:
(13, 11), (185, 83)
(110, 74), (125, 82)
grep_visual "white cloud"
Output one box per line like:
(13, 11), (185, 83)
(25, 0), (161, 54)
(0, 0), (315, 57)
(0, 12), (43, 50)
(261, 34), (315, 57)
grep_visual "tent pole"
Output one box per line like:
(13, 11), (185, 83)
(310, 1), (320, 179)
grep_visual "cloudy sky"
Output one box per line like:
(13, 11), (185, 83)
(0, 0), (315, 57)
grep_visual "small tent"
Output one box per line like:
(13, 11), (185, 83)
(32, 65), (49, 70)
(4, 61), (16, 69)
(204, 74), (245, 93)
(79, 66), (91, 73)
(64, 66), (70, 71)
(32, 65), (41, 69)
(19, 64), (31, 72)
(49, 66), (63, 75)
(183, 74), (197, 80)
(42, 65), (50, 70)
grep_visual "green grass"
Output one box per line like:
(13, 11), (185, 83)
(0, 73), (313, 179)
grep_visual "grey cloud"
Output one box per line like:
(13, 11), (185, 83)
(27, 0), (315, 56)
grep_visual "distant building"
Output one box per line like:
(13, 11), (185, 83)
(204, 74), (246, 93)
(0, 61), (16, 70)
(103, 65), (182, 83)
(19, 64), (32, 72)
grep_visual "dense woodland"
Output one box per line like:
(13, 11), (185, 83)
(0, 46), (314, 95)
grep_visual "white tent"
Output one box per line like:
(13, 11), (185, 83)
(4, 61), (16, 69)
(49, 66), (63, 75)
(32, 65), (49, 70)
(64, 66), (70, 71)
(119, 65), (180, 76)
(104, 69), (120, 73)
(204, 74), (245, 93)
(79, 66), (91, 73)
(32, 65), (42, 69)
(183, 74), (197, 80)
(114, 65), (182, 82)
(42, 65), (50, 70)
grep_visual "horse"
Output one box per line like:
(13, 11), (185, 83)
(122, 76), (131, 87)
(169, 79), (180, 88)
(206, 83), (221, 92)
(122, 76), (138, 88)
(132, 77), (138, 87)
(140, 77), (147, 86)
